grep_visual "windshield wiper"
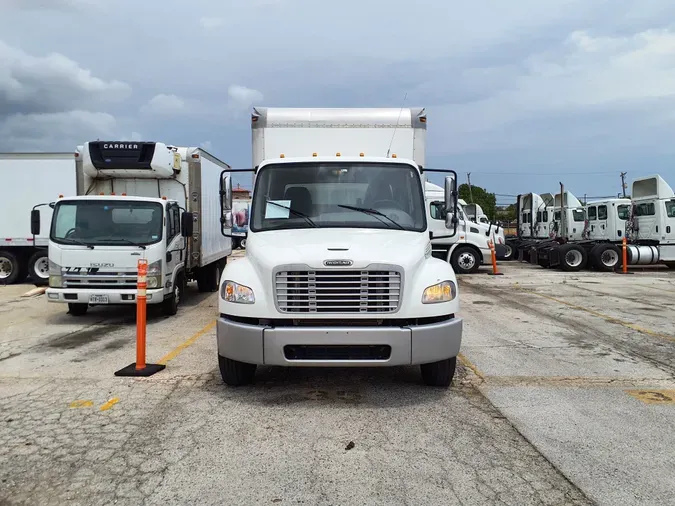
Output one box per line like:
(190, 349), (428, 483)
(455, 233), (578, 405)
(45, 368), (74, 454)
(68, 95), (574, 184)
(92, 238), (147, 249)
(266, 200), (318, 227)
(60, 238), (94, 249)
(337, 205), (405, 230)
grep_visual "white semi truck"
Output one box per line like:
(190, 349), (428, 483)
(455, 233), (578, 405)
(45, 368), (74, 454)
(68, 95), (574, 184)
(425, 182), (504, 273)
(216, 107), (463, 387)
(626, 175), (675, 269)
(31, 141), (232, 316)
(0, 152), (76, 286)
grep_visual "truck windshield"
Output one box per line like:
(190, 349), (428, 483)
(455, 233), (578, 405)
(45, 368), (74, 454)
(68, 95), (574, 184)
(50, 200), (163, 246)
(250, 162), (426, 232)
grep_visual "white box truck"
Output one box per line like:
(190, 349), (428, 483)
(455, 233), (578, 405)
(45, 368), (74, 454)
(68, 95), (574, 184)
(0, 152), (77, 286)
(31, 141), (232, 316)
(215, 107), (463, 387)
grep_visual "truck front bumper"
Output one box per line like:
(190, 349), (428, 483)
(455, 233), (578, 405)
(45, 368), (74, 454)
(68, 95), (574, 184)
(45, 288), (164, 305)
(217, 315), (463, 367)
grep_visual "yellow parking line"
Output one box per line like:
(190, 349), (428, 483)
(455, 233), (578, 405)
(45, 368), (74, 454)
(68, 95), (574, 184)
(516, 287), (675, 343)
(157, 320), (216, 365)
(99, 397), (120, 411)
(69, 400), (93, 408)
(458, 353), (485, 381)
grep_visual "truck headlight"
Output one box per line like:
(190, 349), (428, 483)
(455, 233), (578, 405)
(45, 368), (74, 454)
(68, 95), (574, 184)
(147, 260), (162, 289)
(422, 280), (456, 304)
(49, 260), (62, 288)
(221, 280), (255, 304)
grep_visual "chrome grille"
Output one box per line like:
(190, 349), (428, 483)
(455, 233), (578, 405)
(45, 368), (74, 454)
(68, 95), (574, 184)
(275, 269), (402, 313)
(63, 270), (137, 290)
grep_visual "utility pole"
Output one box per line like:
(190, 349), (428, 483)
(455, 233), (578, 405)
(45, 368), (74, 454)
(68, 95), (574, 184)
(620, 172), (627, 198)
(466, 172), (474, 203)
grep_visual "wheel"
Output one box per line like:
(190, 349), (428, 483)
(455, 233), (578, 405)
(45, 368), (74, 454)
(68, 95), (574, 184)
(421, 357), (457, 387)
(218, 355), (256, 386)
(558, 244), (587, 272)
(68, 303), (88, 316)
(0, 250), (21, 285)
(240, 238), (247, 249)
(450, 246), (481, 274)
(162, 273), (184, 316)
(28, 251), (49, 286)
(502, 243), (515, 261)
(591, 243), (621, 272)
(197, 261), (222, 293)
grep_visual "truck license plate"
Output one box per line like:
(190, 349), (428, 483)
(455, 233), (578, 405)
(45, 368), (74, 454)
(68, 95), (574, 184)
(89, 295), (109, 304)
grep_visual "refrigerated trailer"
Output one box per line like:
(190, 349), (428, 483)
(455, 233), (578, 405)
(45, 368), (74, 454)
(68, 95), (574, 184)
(215, 107), (463, 387)
(32, 141), (232, 316)
(0, 153), (76, 285)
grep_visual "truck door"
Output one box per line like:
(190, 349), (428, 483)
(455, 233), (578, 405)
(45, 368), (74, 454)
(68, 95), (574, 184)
(616, 204), (630, 241)
(587, 206), (597, 238)
(165, 203), (183, 290)
(664, 199), (675, 244)
(596, 204), (608, 240)
(634, 201), (658, 240)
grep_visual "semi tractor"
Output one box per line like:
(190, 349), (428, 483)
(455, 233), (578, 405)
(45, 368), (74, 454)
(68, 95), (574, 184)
(0, 152), (76, 286)
(425, 182), (504, 273)
(31, 141), (232, 316)
(508, 176), (674, 271)
(216, 107), (463, 387)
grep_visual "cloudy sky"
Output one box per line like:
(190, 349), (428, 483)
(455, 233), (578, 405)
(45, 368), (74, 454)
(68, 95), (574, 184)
(2, 0), (675, 203)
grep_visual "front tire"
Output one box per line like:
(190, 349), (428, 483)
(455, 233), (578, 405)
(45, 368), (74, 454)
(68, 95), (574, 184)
(218, 355), (256, 386)
(68, 303), (88, 316)
(28, 251), (49, 286)
(420, 357), (457, 387)
(450, 246), (481, 274)
(162, 273), (184, 316)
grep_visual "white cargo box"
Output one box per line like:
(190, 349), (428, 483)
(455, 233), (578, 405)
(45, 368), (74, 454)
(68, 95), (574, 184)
(251, 107), (427, 167)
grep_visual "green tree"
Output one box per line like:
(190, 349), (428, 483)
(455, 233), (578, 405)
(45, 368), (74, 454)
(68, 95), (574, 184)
(496, 204), (516, 222)
(458, 184), (497, 220)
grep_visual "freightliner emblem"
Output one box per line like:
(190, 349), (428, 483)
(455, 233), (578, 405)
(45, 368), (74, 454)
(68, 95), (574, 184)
(324, 259), (353, 267)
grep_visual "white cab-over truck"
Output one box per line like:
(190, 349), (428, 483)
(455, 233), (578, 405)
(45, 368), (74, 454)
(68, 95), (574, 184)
(216, 107), (463, 387)
(0, 153), (76, 285)
(425, 183), (504, 273)
(31, 141), (232, 316)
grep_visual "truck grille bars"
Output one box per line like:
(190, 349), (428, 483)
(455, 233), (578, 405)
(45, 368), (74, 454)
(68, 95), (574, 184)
(63, 270), (137, 290)
(275, 268), (402, 313)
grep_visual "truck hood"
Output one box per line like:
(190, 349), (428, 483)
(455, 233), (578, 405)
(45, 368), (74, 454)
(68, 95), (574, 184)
(248, 228), (430, 272)
(49, 244), (161, 272)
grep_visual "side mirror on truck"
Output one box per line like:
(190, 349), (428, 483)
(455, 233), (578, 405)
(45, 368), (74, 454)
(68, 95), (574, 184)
(181, 211), (194, 237)
(31, 209), (41, 236)
(220, 173), (233, 231)
(444, 176), (459, 230)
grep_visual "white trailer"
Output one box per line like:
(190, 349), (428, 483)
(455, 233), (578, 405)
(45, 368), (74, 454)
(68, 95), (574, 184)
(216, 107), (463, 387)
(0, 153), (77, 285)
(426, 182), (504, 273)
(32, 141), (232, 316)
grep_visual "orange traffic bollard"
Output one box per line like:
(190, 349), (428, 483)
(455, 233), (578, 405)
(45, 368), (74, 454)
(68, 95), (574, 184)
(616, 236), (633, 275)
(487, 239), (503, 276)
(114, 258), (166, 377)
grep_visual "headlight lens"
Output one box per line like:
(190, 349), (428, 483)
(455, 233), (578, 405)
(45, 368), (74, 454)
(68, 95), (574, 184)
(49, 260), (62, 288)
(146, 260), (162, 289)
(221, 280), (255, 304)
(422, 280), (456, 304)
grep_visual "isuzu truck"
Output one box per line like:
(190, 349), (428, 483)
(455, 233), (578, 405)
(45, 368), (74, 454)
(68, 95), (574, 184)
(0, 152), (76, 285)
(31, 141), (232, 316)
(216, 107), (463, 387)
